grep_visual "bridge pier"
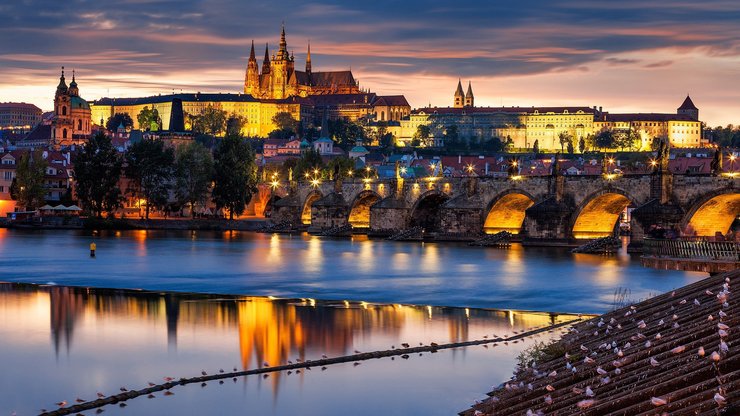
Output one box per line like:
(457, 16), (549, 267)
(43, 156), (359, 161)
(309, 192), (349, 233)
(521, 197), (574, 246)
(369, 197), (411, 237)
(271, 194), (304, 227)
(439, 194), (485, 239)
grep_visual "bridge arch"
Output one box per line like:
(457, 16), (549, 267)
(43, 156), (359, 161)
(571, 189), (636, 239)
(348, 190), (382, 228)
(410, 190), (450, 232)
(301, 190), (323, 225)
(681, 189), (740, 237)
(482, 190), (536, 234)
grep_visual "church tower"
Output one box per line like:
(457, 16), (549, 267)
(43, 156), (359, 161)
(454, 80), (464, 108)
(244, 40), (259, 95)
(305, 41), (312, 75)
(261, 43), (271, 75)
(53, 67), (72, 144)
(677, 94), (699, 120)
(464, 81), (474, 107)
(270, 24), (291, 99)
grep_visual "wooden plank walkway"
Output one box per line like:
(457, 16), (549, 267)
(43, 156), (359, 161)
(461, 269), (739, 416)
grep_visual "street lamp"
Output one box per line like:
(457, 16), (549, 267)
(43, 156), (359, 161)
(730, 154), (736, 172)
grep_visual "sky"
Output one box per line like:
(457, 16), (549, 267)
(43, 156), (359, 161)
(0, 0), (739, 126)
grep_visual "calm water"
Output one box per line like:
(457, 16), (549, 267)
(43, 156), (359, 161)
(0, 283), (574, 415)
(0, 228), (703, 415)
(0, 229), (702, 313)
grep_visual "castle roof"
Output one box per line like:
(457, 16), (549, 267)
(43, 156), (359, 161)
(412, 106), (594, 116)
(294, 70), (357, 88)
(373, 95), (410, 107)
(678, 95), (698, 111)
(93, 93), (259, 106)
(601, 113), (697, 122)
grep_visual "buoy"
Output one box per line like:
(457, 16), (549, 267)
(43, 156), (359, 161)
(90, 242), (96, 258)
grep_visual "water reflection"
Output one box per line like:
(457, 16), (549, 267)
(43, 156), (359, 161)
(0, 282), (578, 415)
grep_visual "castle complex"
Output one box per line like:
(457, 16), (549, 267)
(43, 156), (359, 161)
(392, 82), (703, 150)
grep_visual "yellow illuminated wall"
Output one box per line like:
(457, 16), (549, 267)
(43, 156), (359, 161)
(483, 193), (535, 234)
(686, 193), (740, 236)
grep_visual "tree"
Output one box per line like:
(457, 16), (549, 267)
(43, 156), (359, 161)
(226, 114), (246, 137)
(212, 135), (258, 220)
(503, 137), (514, 152)
(594, 129), (615, 150)
(413, 125), (431, 147)
(125, 138), (175, 219)
(567, 140), (575, 154)
(174, 141), (214, 218)
(272, 112), (299, 134)
(329, 118), (366, 148)
(650, 136), (663, 151)
(532, 139), (540, 155)
(327, 156), (355, 180)
(74, 132), (123, 217)
(295, 147), (325, 178)
(558, 131), (573, 152)
(136, 106), (161, 131)
(10, 149), (47, 210)
(105, 113), (134, 132)
(579, 136), (587, 153)
(483, 137), (505, 153)
(192, 106), (227, 137)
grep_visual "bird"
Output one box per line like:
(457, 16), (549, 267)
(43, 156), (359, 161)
(75, 398), (85, 403)
(219, 369), (224, 373)
(718, 323), (730, 330)
(263, 362), (269, 367)
(401, 343), (409, 348)
(233, 367), (238, 372)
(714, 392), (727, 406)
(698, 346), (705, 356)
(720, 341), (729, 353)
(545, 384), (555, 392)
(119, 403), (127, 408)
(321, 354), (328, 359)
(321, 367), (327, 371)
(147, 394), (155, 399)
(201, 370), (207, 376)
(645, 340), (652, 348)
(97, 392), (106, 399)
(708, 314), (714, 321)
(200, 382), (207, 388)
(163, 391), (174, 396)
(354, 350), (361, 354)
(163, 377), (174, 382)
(650, 357), (659, 367)
(55, 401), (67, 407)
(694, 299), (701, 306)
(119, 387), (128, 392)
(96, 409), (104, 414)
(353, 362), (361, 366)
(637, 320), (646, 329)
(655, 333), (662, 340)
(651, 397), (667, 406)
(287, 370), (292, 375)
(710, 351), (721, 362)
(147, 382), (156, 387)
(596, 367), (607, 375)
(548, 370), (557, 377)
(544, 395), (553, 405)
(585, 386), (595, 397)
(577, 399), (595, 409)
(671, 345), (685, 354)
(288, 360), (293, 364)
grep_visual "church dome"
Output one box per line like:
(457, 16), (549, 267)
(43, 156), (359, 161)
(70, 96), (90, 110)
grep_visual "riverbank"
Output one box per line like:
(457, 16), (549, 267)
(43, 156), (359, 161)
(2, 216), (270, 231)
(462, 268), (738, 415)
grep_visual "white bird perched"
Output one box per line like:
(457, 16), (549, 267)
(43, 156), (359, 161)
(720, 341), (729, 353)
(473, 411), (484, 416)
(710, 351), (721, 362)
(577, 399), (595, 409)
(651, 397), (668, 406)
(624, 311), (631, 317)
(658, 319), (664, 325)
(593, 331), (598, 336)
(611, 341), (617, 349)
(698, 346), (706, 357)
(600, 376), (610, 385)
(673, 322), (680, 329)
(565, 352), (570, 359)
(718, 323), (730, 330)
(708, 315), (714, 321)
(630, 305), (637, 310)
(544, 395), (553, 405)
(610, 318), (617, 324)
(719, 329), (729, 338)
(655, 333), (662, 340)
(617, 324), (622, 329)
(694, 299), (701, 306)
(549, 370), (557, 378)
(571, 366), (578, 373)
(614, 368), (622, 375)
(566, 362), (573, 370)
(671, 345), (685, 354)
(572, 387), (584, 394)
(671, 291), (676, 297)
(584, 357), (595, 365)
(580, 345), (589, 352)
(645, 340), (652, 348)
(679, 299), (687, 305)
(706, 290), (714, 295)
(585, 386), (595, 397)
(617, 349), (624, 357)
(722, 302), (729, 308)
(546, 384), (555, 392)
(650, 357), (659, 367)
(624, 342), (631, 349)
(672, 314), (678, 320)
(719, 310), (728, 318)
(637, 320), (646, 329)
(596, 367), (607, 375)
(527, 383), (533, 391)
(714, 392), (727, 406)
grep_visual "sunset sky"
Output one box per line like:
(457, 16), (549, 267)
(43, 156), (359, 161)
(1, 0), (739, 126)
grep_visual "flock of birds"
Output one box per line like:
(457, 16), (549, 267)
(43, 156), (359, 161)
(467, 273), (734, 415)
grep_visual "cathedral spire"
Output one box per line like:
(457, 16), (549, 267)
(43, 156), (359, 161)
(278, 23), (289, 60)
(464, 81), (474, 107)
(56, 66), (68, 92)
(262, 43), (270, 74)
(306, 41), (312, 73)
(249, 40), (256, 61)
(453, 79), (464, 108)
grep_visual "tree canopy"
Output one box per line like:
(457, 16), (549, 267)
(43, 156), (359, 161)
(125, 138), (175, 219)
(174, 141), (214, 217)
(212, 135), (258, 220)
(74, 132), (123, 217)
(105, 113), (134, 132)
(136, 106), (162, 131)
(191, 106), (228, 137)
(10, 149), (48, 210)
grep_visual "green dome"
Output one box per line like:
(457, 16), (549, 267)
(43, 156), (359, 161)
(70, 96), (90, 110)
(350, 145), (368, 153)
(300, 139), (310, 148)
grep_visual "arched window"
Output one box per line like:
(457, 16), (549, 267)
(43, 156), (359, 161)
(77, 119), (82, 130)
(381, 111), (385, 121)
(62, 129), (67, 139)
(62, 106), (67, 116)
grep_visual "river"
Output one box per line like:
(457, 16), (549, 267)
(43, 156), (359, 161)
(0, 228), (703, 415)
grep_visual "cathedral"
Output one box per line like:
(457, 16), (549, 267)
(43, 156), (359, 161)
(244, 25), (361, 99)
(51, 67), (91, 147)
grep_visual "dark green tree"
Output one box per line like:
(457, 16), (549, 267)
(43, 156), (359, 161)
(105, 113), (134, 132)
(192, 106), (227, 137)
(272, 112), (299, 133)
(579, 136), (587, 153)
(295, 148), (325, 178)
(413, 125), (431, 147)
(650, 136), (663, 151)
(74, 132), (123, 217)
(125, 138), (175, 219)
(10, 149), (47, 210)
(567, 140), (575, 154)
(532, 139), (540, 155)
(175, 141), (214, 217)
(327, 156), (356, 180)
(212, 135), (258, 220)
(558, 131), (573, 152)
(136, 106), (161, 131)
(226, 114), (246, 137)
(594, 129), (615, 150)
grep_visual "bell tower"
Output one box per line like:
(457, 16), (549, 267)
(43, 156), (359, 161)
(464, 81), (474, 107)
(453, 79), (464, 108)
(244, 40), (259, 95)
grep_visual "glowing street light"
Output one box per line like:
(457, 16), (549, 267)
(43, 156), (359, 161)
(311, 178), (321, 188)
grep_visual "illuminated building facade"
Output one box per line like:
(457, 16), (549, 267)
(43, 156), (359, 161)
(51, 68), (92, 148)
(0, 102), (42, 133)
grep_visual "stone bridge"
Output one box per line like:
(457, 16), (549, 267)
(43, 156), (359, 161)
(266, 172), (738, 246)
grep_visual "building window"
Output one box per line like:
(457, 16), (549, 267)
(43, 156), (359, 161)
(78, 119), (82, 130)
(4, 172), (12, 180)
(62, 106), (67, 116)
(63, 129), (67, 139)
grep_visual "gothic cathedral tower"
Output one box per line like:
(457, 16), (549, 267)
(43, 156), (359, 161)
(465, 81), (474, 107)
(244, 40), (259, 95)
(454, 80), (464, 108)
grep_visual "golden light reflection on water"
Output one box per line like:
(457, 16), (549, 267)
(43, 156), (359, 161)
(498, 244), (524, 287)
